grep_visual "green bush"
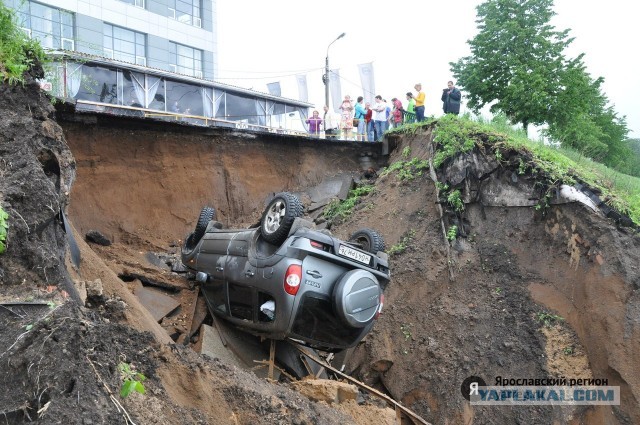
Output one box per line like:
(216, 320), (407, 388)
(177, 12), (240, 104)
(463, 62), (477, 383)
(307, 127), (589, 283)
(0, 1), (47, 84)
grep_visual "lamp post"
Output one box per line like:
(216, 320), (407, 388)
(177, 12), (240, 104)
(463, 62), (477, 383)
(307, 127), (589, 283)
(323, 32), (345, 111)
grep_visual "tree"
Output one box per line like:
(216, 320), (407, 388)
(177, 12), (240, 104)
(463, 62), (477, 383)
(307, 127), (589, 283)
(545, 55), (631, 171)
(450, 0), (571, 134)
(627, 139), (640, 177)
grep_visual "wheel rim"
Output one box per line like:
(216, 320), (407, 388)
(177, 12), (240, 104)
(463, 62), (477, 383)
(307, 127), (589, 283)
(264, 200), (286, 234)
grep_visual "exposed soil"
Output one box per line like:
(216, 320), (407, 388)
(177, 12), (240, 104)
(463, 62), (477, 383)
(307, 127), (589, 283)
(0, 81), (396, 424)
(331, 134), (640, 424)
(2, 76), (639, 425)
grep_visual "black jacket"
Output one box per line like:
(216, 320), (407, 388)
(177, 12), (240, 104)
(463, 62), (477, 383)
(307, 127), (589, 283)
(442, 88), (461, 114)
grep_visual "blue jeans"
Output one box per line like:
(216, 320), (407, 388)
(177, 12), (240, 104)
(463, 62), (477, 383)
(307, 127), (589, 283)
(374, 120), (387, 141)
(367, 121), (375, 142)
(415, 105), (425, 122)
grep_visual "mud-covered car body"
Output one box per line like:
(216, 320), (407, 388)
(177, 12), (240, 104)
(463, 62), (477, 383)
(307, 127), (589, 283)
(182, 214), (390, 352)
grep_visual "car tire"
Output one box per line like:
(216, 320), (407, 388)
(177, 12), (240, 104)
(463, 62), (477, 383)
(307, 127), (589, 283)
(260, 192), (303, 245)
(348, 228), (385, 254)
(333, 269), (381, 328)
(184, 206), (216, 252)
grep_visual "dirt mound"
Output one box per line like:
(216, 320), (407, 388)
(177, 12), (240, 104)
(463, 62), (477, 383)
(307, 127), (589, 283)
(328, 129), (640, 424)
(0, 81), (75, 290)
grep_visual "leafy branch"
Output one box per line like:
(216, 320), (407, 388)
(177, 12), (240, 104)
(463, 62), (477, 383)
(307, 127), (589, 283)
(118, 362), (146, 398)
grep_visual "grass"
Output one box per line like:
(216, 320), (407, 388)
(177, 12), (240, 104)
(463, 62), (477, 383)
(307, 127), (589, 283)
(391, 113), (640, 226)
(380, 147), (430, 182)
(536, 311), (564, 328)
(388, 229), (416, 256)
(323, 184), (375, 222)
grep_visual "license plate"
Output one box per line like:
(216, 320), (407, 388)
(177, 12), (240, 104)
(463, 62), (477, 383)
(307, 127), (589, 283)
(338, 244), (371, 265)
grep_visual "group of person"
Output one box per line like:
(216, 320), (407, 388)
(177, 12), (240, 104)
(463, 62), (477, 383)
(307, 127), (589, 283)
(305, 81), (462, 142)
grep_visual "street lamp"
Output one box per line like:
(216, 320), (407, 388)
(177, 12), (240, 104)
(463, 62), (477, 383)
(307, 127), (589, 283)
(323, 32), (346, 111)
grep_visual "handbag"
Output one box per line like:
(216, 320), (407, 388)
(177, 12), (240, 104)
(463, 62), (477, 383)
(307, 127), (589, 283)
(352, 118), (360, 127)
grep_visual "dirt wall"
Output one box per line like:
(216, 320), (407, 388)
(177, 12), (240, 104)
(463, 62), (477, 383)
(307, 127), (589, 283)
(60, 116), (381, 245)
(334, 132), (640, 425)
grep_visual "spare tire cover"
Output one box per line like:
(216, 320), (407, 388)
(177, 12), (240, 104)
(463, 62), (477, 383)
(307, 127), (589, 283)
(333, 269), (381, 328)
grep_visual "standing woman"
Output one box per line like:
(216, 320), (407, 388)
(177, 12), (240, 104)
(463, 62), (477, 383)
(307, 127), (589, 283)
(339, 95), (354, 140)
(354, 96), (367, 141)
(305, 110), (323, 137)
(389, 98), (403, 129)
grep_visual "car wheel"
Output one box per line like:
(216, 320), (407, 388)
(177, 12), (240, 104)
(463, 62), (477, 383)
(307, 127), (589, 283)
(348, 228), (385, 254)
(194, 206), (216, 240)
(260, 192), (303, 245)
(184, 206), (215, 252)
(333, 269), (381, 328)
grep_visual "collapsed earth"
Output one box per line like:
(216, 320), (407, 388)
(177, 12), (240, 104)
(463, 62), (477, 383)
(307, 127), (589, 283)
(1, 67), (639, 425)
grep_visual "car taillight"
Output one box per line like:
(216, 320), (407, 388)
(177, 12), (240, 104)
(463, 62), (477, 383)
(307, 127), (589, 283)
(375, 294), (384, 319)
(284, 264), (302, 295)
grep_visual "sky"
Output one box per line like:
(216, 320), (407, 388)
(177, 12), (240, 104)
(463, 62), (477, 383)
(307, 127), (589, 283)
(216, 0), (639, 138)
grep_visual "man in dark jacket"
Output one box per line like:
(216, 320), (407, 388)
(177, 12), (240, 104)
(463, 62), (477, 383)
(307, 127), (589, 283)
(442, 81), (461, 115)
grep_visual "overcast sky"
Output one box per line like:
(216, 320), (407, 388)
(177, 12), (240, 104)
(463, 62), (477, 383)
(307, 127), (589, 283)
(217, 0), (639, 138)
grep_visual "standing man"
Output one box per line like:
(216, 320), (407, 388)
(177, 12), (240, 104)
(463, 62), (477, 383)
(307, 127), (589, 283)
(405, 92), (416, 123)
(442, 81), (462, 115)
(413, 83), (425, 122)
(323, 105), (339, 139)
(372, 95), (388, 141)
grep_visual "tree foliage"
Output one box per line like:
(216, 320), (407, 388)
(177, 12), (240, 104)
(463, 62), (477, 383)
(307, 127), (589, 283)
(451, 0), (636, 176)
(544, 55), (632, 173)
(450, 0), (571, 132)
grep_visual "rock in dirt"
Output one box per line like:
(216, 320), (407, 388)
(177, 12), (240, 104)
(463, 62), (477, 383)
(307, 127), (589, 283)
(85, 230), (111, 246)
(292, 379), (359, 404)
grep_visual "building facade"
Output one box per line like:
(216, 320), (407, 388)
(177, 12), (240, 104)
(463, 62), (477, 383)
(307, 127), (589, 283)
(5, 0), (217, 80)
(4, 0), (314, 133)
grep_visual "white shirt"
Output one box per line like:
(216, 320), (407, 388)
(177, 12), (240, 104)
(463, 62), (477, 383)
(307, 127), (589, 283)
(323, 111), (339, 130)
(373, 101), (388, 121)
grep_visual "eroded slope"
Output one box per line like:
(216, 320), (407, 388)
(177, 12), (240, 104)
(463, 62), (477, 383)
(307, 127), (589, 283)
(331, 128), (639, 425)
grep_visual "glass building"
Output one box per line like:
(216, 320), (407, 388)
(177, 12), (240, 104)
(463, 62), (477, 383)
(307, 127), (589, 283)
(5, 0), (312, 132)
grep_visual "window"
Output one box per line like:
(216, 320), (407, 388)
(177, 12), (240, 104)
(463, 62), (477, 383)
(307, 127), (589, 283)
(169, 42), (202, 77)
(119, 0), (145, 9)
(169, 0), (201, 26)
(103, 24), (146, 65)
(16, 1), (74, 51)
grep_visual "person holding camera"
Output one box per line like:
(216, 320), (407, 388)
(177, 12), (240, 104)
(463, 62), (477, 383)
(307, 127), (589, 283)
(442, 81), (461, 115)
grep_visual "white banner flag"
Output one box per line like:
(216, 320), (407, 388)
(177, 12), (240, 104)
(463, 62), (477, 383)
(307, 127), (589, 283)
(329, 69), (342, 113)
(358, 63), (376, 105)
(266, 82), (281, 97)
(295, 74), (308, 103)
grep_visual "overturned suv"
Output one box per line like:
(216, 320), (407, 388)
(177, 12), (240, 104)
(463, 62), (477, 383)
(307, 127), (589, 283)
(181, 192), (390, 352)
